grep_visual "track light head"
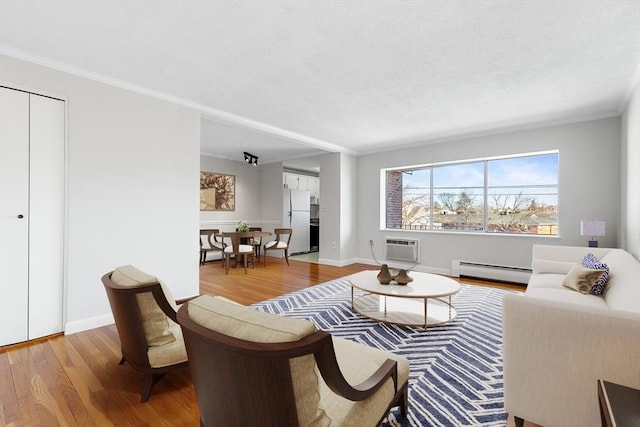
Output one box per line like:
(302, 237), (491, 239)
(243, 151), (258, 166)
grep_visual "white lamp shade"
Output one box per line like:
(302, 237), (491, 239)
(580, 220), (605, 237)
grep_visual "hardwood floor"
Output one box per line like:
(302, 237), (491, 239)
(0, 258), (535, 426)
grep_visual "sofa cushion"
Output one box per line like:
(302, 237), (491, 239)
(531, 259), (576, 275)
(111, 265), (177, 347)
(527, 272), (567, 290)
(187, 295), (329, 426)
(562, 264), (606, 295)
(525, 288), (609, 309)
(580, 253), (610, 295)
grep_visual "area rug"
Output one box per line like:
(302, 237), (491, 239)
(252, 277), (522, 427)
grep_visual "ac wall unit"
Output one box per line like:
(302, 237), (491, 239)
(385, 238), (420, 263)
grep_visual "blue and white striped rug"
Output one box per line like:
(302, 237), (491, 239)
(252, 278), (521, 427)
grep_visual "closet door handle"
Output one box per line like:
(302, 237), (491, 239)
(17, 214), (24, 219)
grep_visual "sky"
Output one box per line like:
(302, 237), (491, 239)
(401, 153), (558, 206)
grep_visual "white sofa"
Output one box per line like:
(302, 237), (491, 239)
(503, 244), (640, 427)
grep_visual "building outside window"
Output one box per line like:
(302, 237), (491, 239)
(384, 151), (559, 235)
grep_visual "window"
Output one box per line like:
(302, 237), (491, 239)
(384, 152), (558, 235)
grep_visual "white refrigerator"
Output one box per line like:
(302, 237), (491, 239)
(283, 189), (310, 254)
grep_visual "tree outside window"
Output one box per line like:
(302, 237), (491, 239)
(385, 152), (558, 235)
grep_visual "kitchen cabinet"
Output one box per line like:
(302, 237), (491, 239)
(307, 177), (320, 200)
(284, 172), (319, 201)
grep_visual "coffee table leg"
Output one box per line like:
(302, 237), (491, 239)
(351, 286), (354, 310)
(424, 297), (428, 329)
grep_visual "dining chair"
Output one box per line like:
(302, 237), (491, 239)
(263, 228), (292, 267)
(222, 232), (255, 274)
(248, 227), (263, 261)
(199, 229), (225, 267)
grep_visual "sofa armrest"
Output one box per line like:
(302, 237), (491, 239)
(503, 294), (640, 427)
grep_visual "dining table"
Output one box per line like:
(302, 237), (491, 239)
(217, 231), (273, 268)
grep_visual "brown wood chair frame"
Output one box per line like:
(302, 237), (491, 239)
(200, 229), (225, 266)
(263, 228), (293, 267)
(248, 226), (263, 261)
(221, 232), (255, 274)
(102, 272), (191, 402)
(177, 302), (408, 426)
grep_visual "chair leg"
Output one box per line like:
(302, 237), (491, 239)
(513, 416), (524, 427)
(140, 373), (166, 403)
(284, 249), (289, 266)
(224, 254), (230, 275)
(243, 254), (247, 274)
(399, 387), (408, 416)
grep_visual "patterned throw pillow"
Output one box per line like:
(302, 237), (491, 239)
(562, 264), (606, 294)
(581, 253), (610, 295)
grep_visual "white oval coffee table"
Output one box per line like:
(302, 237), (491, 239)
(348, 270), (461, 328)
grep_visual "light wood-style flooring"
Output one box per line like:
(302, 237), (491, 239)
(0, 257), (537, 426)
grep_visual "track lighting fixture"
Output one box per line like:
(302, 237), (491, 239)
(243, 152), (258, 166)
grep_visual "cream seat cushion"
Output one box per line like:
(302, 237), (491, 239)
(224, 244), (254, 253)
(323, 337), (410, 427)
(265, 241), (288, 249)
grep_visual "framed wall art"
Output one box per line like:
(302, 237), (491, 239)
(200, 172), (235, 211)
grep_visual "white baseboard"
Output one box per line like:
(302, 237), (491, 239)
(318, 257), (359, 267)
(64, 313), (114, 335)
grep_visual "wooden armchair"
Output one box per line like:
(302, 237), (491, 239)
(101, 265), (190, 402)
(177, 295), (409, 426)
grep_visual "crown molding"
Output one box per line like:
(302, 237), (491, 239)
(617, 62), (640, 114)
(0, 46), (351, 155)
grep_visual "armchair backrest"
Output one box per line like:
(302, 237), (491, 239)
(102, 265), (180, 369)
(177, 295), (333, 426)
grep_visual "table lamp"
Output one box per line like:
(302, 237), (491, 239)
(580, 220), (605, 248)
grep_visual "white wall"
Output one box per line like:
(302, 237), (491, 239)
(200, 155), (265, 230)
(621, 82), (640, 258)
(340, 153), (358, 263)
(318, 153), (342, 264)
(357, 117), (621, 274)
(1, 54), (201, 333)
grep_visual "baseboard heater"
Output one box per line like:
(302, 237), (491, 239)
(451, 260), (531, 285)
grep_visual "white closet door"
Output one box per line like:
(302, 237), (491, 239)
(28, 94), (65, 339)
(0, 87), (30, 346)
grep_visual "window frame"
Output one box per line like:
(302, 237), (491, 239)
(381, 150), (559, 236)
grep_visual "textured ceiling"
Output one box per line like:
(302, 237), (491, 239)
(1, 1), (639, 167)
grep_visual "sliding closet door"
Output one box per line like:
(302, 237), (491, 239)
(0, 87), (30, 346)
(28, 93), (65, 339)
(0, 87), (65, 346)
